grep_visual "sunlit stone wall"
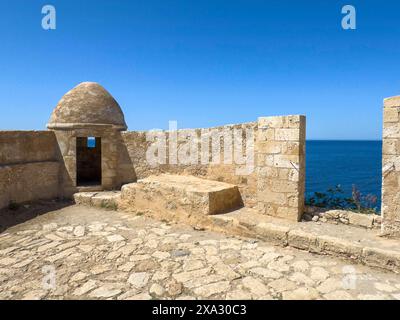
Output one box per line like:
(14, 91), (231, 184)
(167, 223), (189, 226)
(382, 96), (400, 237)
(256, 115), (306, 221)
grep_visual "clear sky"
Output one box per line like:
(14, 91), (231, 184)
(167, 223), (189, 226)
(0, 0), (399, 139)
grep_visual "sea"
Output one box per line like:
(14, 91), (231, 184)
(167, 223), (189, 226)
(306, 140), (382, 211)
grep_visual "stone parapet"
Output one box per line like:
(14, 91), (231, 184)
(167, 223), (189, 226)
(256, 115), (306, 221)
(0, 161), (59, 209)
(382, 96), (400, 237)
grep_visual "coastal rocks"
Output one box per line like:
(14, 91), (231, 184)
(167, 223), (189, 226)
(303, 207), (381, 229)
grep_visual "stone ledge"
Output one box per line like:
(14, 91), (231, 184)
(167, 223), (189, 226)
(384, 96), (400, 108)
(212, 209), (400, 274)
(73, 191), (120, 209)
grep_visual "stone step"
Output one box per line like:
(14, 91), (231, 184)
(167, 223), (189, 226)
(73, 191), (120, 209)
(119, 174), (243, 216)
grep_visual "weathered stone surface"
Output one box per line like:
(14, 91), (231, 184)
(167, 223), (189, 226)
(362, 247), (400, 272)
(382, 96), (400, 237)
(292, 260), (310, 273)
(120, 174), (243, 216)
(324, 290), (353, 300)
(149, 283), (165, 296)
(254, 223), (289, 246)
(127, 272), (150, 288)
(193, 281), (231, 297)
(282, 287), (320, 300)
(1, 205), (400, 300)
(268, 278), (297, 293)
(317, 235), (363, 259)
(310, 267), (330, 282)
(47, 82), (127, 130)
(257, 115), (305, 222)
(73, 226), (85, 237)
(72, 280), (97, 296)
(242, 276), (270, 296)
(107, 234), (125, 242)
(89, 284), (122, 298)
(288, 229), (317, 250)
(0, 161), (59, 210)
(310, 209), (379, 229)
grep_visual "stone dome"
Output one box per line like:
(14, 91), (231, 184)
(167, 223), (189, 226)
(47, 82), (127, 130)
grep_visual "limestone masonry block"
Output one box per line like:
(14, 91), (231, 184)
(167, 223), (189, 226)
(383, 122), (400, 138)
(382, 95), (400, 237)
(382, 139), (399, 155)
(384, 95), (400, 108)
(257, 115), (306, 222)
(119, 174), (243, 216)
(384, 107), (400, 123)
(0, 161), (59, 209)
(275, 129), (301, 141)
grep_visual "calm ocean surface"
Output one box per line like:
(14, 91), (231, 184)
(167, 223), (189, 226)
(306, 140), (382, 209)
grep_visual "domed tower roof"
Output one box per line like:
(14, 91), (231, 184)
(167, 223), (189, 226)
(47, 82), (127, 131)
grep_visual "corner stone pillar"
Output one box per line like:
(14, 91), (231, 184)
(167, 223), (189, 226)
(382, 96), (400, 237)
(257, 115), (306, 221)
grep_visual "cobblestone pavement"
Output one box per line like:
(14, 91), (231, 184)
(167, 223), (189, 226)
(1, 205), (400, 300)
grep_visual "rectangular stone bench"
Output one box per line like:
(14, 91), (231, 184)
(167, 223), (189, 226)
(119, 174), (243, 216)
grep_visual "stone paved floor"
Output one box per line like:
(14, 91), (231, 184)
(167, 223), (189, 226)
(1, 205), (400, 300)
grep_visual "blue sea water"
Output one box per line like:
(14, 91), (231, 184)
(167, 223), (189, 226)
(306, 141), (382, 210)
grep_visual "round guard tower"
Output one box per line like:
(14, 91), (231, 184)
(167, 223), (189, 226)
(47, 82), (128, 197)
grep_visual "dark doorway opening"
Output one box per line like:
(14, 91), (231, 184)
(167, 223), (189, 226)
(76, 137), (102, 186)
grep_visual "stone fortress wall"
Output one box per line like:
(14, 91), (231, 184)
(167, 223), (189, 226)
(1, 82), (400, 238)
(118, 115), (305, 221)
(0, 131), (60, 209)
(0, 116), (304, 221)
(119, 122), (259, 208)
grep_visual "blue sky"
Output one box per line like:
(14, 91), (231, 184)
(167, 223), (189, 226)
(0, 0), (399, 139)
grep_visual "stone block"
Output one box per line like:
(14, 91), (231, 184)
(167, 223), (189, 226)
(288, 229), (317, 251)
(382, 155), (400, 172)
(254, 222), (289, 246)
(91, 192), (120, 209)
(272, 155), (300, 169)
(257, 128), (275, 141)
(275, 129), (301, 141)
(287, 194), (300, 207)
(276, 206), (302, 222)
(383, 122), (400, 139)
(256, 141), (282, 154)
(257, 190), (287, 205)
(258, 115), (303, 129)
(362, 247), (400, 273)
(256, 115), (305, 222)
(384, 107), (400, 123)
(73, 192), (96, 206)
(282, 142), (302, 155)
(384, 96), (400, 108)
(382, 139), (399, 155)
(268, 180), (299, 193)
(317, 235), (363, 259)
(257, 166), (279, 178)
(347, 212), (374, 229)
(258, 117), (282, 129)
(120, 174), (243, 215)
